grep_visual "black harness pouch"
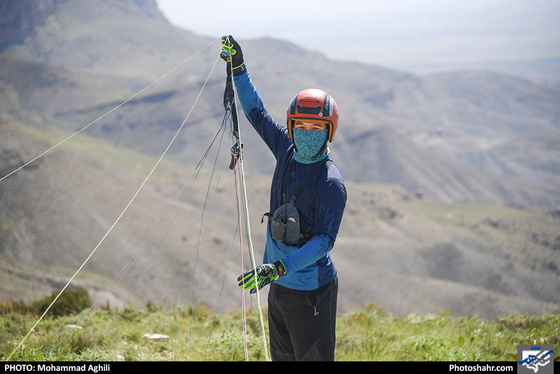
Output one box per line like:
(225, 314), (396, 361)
(263, 160), (333, 245)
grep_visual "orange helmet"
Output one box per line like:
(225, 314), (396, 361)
(287, 89), (339, 142)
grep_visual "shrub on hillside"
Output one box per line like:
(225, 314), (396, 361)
(32, 288), (91, 317)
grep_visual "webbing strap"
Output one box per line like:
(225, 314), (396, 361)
(290, 160), (334, 203)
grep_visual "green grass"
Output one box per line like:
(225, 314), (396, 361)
(336, 303), (559, 361)
(1, 295), (558, 362)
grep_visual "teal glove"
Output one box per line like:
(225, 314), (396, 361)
(237, 260), (286, 293)
(220, 35), (245, 74)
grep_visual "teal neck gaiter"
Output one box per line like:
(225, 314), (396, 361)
(292, 128), (330, 164)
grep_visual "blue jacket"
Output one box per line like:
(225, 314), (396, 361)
(233, 70), (347, 291)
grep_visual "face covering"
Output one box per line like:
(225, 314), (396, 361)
(292, 128), (330, 164)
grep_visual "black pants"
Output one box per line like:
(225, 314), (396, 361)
(267, 278), (338, 361)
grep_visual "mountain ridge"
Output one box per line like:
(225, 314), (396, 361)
(1, 0), (559, 318)
(3, 46), (558, 206)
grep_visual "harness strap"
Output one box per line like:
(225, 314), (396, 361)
(290, 160), (334, 203)
(261, 160), (334, 228)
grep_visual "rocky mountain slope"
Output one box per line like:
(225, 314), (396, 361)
(2, 0), (560, 206)
(1, 0), (559, 318)
(1, 121), (559, 318)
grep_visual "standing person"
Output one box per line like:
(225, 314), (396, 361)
(221, 36), (347, 361)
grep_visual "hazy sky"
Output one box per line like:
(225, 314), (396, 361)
(156, 0), (560, 72)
